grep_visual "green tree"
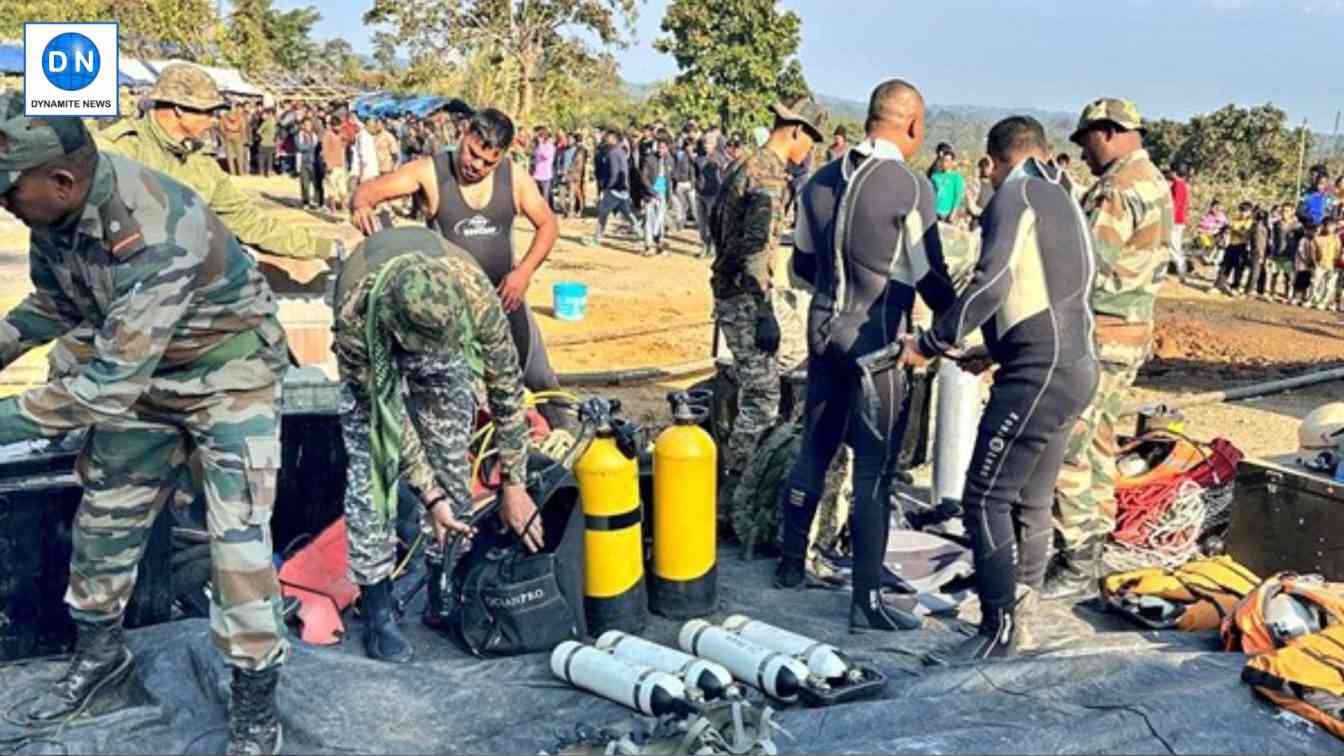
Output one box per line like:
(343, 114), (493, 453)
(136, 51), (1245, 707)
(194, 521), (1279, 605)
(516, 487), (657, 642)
(1176, 105), (1308, 188)
(320, 38), (366, 83)
(222, 0), (320, 75)
(224, 0), (275, 73)
(653, 0), (810, 132)
(1, 0), (221, 59)
(363, 0), (638, 123)
(1141, 118), (1187, 171)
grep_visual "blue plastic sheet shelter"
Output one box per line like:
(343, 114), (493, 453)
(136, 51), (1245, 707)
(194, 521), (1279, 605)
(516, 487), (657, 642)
(350, 93), (473, 119)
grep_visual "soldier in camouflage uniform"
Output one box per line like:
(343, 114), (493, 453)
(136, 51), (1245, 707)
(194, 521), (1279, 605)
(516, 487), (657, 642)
(1045, 99), (1173, 600)
(331, 226), (540, 663)
(0, 97), (288, 755)
(49, 63), (336, 382)
(710, 98), (827, 496)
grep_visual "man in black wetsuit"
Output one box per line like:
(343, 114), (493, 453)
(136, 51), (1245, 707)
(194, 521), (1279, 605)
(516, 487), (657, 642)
(900, 117), (1100, 660)
(350, 109), (567, 424)
(777, 79), (959, 633)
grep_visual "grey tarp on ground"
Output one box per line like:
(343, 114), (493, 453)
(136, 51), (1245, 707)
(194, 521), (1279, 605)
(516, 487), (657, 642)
(1, 550), (1338, 754)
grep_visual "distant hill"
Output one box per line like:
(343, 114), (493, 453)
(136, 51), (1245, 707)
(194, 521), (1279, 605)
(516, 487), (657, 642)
(817, 93), (1078, 154)
(626, 83), (1077, 155)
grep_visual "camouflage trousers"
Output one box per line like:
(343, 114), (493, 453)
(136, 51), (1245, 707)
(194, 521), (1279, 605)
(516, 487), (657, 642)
(341, 353), (476, 586)
(68, 361), (288, 672)
(1053, 359), (1140, 550)
(715, 293), (781, 475)
(809, 445), (853, 565)
(772, 287), (809, 374)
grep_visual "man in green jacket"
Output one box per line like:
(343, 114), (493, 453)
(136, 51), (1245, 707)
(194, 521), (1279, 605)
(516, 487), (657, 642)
(256, 108), (278, 178)
(49, 64), (334, 380)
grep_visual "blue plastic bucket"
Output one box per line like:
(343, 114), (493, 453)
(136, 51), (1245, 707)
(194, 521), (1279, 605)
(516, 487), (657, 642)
(553, 282), (588, 322)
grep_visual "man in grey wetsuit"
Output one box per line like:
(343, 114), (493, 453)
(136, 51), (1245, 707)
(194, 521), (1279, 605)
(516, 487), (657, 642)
(777, 80), (959, 633)
(350, 109), (566, 421)
(901, 116), (1100, 661)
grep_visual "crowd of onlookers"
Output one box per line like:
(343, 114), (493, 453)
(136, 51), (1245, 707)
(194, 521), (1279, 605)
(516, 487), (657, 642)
(124, 93), (1344, 312)
(1175, 166), (1344, 311)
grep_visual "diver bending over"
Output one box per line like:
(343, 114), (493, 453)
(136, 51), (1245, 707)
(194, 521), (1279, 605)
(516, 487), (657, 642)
(901, 116), (1100, 660)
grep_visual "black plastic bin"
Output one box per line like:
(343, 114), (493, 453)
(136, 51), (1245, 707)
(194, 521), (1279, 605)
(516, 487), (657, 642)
(0, 438), (172, 661)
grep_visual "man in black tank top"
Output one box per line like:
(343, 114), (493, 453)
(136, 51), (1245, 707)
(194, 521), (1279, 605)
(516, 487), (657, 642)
(350, 109), (567, 424)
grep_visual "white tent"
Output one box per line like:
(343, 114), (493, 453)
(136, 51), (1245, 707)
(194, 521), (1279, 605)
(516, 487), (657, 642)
(119, 58), (266, 97)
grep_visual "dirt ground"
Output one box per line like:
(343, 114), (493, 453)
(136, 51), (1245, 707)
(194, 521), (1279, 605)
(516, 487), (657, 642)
(1, 173), (1341, 459)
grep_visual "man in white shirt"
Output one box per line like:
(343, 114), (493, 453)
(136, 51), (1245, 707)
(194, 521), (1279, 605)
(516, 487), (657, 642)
(350, 116), (380, 187)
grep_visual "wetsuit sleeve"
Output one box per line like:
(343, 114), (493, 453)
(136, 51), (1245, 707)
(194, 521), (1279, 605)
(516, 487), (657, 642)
(207, 162), (323, 259)
(919, 185), (1026, 357)
(0, 241), (196, 443)
(907, 172), (958, 317)
(0, 249), (83, 369)
(791, 180), (818, 287)
(464, 266), (530, 484)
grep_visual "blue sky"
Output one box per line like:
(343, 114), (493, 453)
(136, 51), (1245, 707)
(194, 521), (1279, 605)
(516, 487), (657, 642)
(302, 0), (1343, 130)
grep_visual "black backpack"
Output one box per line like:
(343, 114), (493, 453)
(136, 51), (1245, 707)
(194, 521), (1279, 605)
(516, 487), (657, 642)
(438, 455), (587, 657)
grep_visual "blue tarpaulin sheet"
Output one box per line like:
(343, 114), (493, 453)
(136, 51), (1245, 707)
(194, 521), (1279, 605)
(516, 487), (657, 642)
(351, 93), (472, 119)
(0, 43), (153, 86)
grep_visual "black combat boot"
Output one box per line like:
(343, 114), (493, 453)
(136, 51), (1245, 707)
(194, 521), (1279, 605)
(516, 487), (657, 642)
(928, 603), (1019, 664)
(361, 579), (413, 663)
(28, 617), (133, 723)
(227, 667), (282, 756)
(423, 562), (451, 630)
(1040, 537), (1104, 601)
(850, 589), (921, 633)
(773, 556), (805, 589)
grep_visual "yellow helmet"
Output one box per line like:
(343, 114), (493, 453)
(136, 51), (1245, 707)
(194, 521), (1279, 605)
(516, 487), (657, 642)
(1298, 403), (1344, 457)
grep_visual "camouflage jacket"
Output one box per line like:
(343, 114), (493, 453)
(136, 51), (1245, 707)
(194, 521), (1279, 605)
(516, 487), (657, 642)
(1082, 148), (1172, 336)
(710, 148), (789, 308)
(0, 153), (288, 444)
(333, 236), (528, 496)
(95, 115), (326, 260)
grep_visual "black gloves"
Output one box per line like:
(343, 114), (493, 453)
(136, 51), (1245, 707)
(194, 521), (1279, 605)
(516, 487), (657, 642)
(754, 310), (781, 354)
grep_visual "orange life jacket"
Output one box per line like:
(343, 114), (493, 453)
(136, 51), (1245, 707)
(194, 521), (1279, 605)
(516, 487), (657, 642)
(1100, 556), (1260, 631)
(1243, 622), (1344, 742)
(1222, 573), (1344, 655)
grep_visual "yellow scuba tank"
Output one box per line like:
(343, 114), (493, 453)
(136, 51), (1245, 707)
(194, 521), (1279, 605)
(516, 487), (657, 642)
(650, 392), (718, 618)
(574, 399), (647, 634)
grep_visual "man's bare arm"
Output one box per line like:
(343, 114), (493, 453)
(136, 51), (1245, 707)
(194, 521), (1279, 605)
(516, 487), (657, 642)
(350, 157), (439, 235)
(497, 169), (560, 311)
(513, 167), (559, 273)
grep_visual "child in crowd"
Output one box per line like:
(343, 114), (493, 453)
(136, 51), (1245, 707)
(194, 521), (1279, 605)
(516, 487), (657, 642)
(1335, 229), (1344, 313)
(1196, 198), (1229, 265)
(1294, 224), (1319, 306)
(1216, 201), (1253, 295)
(1310, 219), (1340, 309)
(1246, 207), (1271, 298)
(1267, 203), (1299, 301)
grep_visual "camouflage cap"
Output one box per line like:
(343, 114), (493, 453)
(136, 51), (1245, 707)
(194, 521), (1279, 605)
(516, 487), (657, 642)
(770, 97), (828, 143)
(146, 63), (226, 112)
(0, 93), (94, 195)
(1069, 97), (1144, 145)
(386, 260), (464, 353)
